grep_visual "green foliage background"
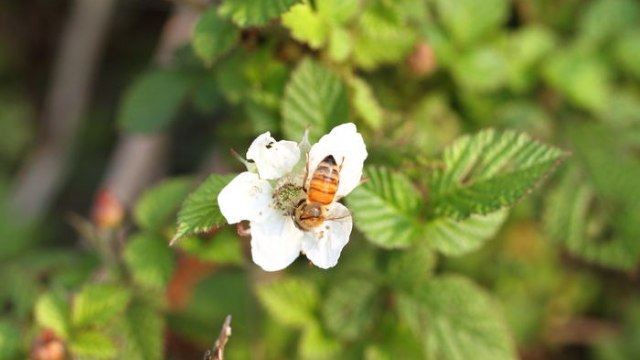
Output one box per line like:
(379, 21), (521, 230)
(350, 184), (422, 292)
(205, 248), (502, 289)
(1, 0), (640, 359)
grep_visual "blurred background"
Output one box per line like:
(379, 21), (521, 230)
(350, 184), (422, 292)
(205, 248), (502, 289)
(1, 0), (639, 359)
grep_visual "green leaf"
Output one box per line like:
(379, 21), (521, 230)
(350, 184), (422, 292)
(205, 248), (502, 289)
(578, 0), (640, 47)
(134, 177), (192, 230)
(429, 129), (566, 219)
(118, 69), (194, 133)
(282, 4), (329, 49)
(353, 4), (417, 69)
(426, 210), (508, 256)
(322, 278), (378, 340)
(386, 244), (437, 291)
(543, 48), (612, 113)
(346, 166), (422, 248)
(257, 278), (318, 328)
(35, 291), (70, 338)
(173, 174), (236, 242)
(328, 26), (353, 62)
(0, 321), (21, 359)
(299, 323), (341, 360)
(347, 76), (383, 129)
(316, 0), (359, 25)
(397, 276), (517, 360)
(219, 0), (299, 27)
(192, 7), (239, 65)
(544, 167), (640, 270)
(178, 228), (244, 265)
(451, 45), (508, 93)
(615, 28), (640, 80)
(70, 330), (117, 359)
(72, 284), (131, 327)
(434, 0), (508, 46)
(124, 233), (175, 289)
(281, 58), (348, 142)
(121, 303), (163, 360)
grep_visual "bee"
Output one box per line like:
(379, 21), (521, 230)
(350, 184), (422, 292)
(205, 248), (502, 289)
(294, 155), (344, 231)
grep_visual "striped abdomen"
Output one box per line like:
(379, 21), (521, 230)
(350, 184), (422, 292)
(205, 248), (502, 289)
(307, 155), (340, 205)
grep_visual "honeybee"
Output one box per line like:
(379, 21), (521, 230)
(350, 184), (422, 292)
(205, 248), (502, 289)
(293, 155), (344, 231)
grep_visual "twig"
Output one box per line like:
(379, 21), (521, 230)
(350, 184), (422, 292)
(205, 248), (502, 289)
(204, 315), (232, 360)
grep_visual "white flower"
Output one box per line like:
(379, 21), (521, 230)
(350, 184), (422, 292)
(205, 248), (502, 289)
(217, 123), (367, 271)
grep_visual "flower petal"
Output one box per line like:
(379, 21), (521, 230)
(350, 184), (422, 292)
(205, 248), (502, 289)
(250, 209), (304, 271)
(247, 132), (300, 180)
(308, 123), (367, 197)
(301, 203), (353, 269)
(217, 172), (272, 224)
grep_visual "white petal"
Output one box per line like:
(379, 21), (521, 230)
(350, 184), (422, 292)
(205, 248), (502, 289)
(250, 208), (304, 271)
(217, 172), (272, 224)
(301, 203), (353, 269)
(308, 123), (367, 197)
(247, 132), (300, 180)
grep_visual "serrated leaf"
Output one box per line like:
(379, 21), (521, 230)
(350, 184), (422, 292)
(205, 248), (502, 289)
(134, 177), (192, 230)
(282, 4), (328, 49)
(257, 278), (318, 328)
(124, 233), (175, 289)
(219, 0), (299, 27)
(121, 303), (163, 360)
(386, 244), (437, 291)
(348, 76), (383, 129)
(192, 7), (239, 65)
(70, 330), (116, 359)
(429, 129), (565, 219)
(353, 4), (417, 69)
(397, 276), (516, 360)
(544, 167), (640, 270)
(347, 166), (422, 248)
(322, 278), (378, 340)
(426, 210), (508, 256)
(178, 228), (244, 265)
(0, 321), (21, 359)
(282, 58), (348, 142)
(299, 323), (341, 360)
(434, 0), (508, 46)
(118, 69), (195, 133)
(173, 174), (236, 242)
(35, 291), (70, 339)
(72, 284), (131, 327)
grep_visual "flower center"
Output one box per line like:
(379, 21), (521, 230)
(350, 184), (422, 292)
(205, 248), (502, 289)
(272, 182), (306, 216)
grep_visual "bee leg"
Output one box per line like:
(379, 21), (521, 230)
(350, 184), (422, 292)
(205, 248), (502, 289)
(338, 156), (345, 171)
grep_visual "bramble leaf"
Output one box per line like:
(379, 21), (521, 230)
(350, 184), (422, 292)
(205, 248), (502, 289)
(173, 174), (236, 242)
(322, 278), (378, 340)
(429, 129), (566, 219)
(124, 233), (175, 289)
(257, 278), (318, 328)
(134, 177), (192, 231)
(434, 0), (508, 46)
(192, 7), (239, 65)
(34, 291), (70, 338)
(397, 276), (517, 360)
(72, 284), (131, 327)
(118, 69), (195, 133)
(282, 58), (348, 142)
(347, 166), (422, 248)
(426, 210), (508, 256)
(70, 330), (117, 359)
(120, 303), (164, 360)
(219, 0), (299, 27)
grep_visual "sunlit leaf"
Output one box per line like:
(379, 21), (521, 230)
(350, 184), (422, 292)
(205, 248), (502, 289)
(70, 330), (117, 359)
(429, 129), (566, 219)
(124, 233), (175, 289)
(282, 4), (328, 49)
(173, 174), (236, 242)
(281, 58), (348, 142)
(347, 76), (383, 129)
(134, 177), (192, 231)
(347, 166), (422, 248)
(35, 291), (70, 338)
(219, 0), (299, 27)
(426, 210), (508, 256)
(72, 284), (131, 327)
(257, 278), (318, 328)
(299, 323), (341, 359)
